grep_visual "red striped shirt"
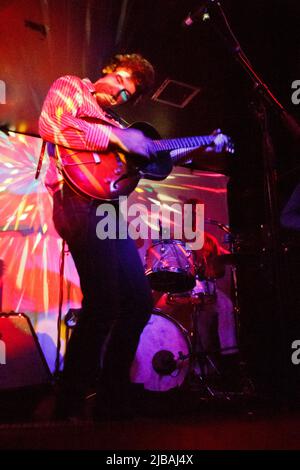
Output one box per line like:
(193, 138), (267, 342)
(39, 75), (123, 194)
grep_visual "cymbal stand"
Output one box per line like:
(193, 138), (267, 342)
(222, 229), (256, 396)
(223, 231), (241, 346)
(205, 218), (242, 347)
(189, 297), (231, 400)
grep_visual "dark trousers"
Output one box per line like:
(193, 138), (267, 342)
(53, 185), (152, 412)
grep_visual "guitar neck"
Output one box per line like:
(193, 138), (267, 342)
(153, 135), (213, 153)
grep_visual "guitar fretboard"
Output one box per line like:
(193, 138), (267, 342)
(153, 135), (213, 153)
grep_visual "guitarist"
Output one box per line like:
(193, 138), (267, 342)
(39, 53), (156, 421)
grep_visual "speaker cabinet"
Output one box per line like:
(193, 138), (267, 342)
(0, 313), (51, 390)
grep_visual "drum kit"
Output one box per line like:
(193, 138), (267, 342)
(65, 228), (247, 397)
(130, 238), (227, 395)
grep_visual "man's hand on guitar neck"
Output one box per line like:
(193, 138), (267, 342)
(110, 127), (156, 161)
(205, 128), (234, 154)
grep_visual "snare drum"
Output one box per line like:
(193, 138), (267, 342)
(130, 309), (191, 391)
(145, 240), (196, 293)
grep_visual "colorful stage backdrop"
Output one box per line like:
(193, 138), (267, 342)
(0, 131), (231, 371)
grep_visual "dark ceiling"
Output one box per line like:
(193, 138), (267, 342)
(0, 0), (299, 137)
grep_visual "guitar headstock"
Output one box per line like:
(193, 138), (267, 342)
(209, 129), (235, 155)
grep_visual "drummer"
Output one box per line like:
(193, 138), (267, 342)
(186, 198), (238, 372)
(154, 198), (238, 380)
(194, 231), (225, 280)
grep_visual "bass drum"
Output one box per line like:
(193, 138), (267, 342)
(130, 309), (191, 391)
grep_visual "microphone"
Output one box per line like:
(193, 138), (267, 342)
(182, 0), (215, 28)
(152, 350), (182, 375)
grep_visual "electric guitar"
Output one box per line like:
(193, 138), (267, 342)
(55, 122), (234, 201)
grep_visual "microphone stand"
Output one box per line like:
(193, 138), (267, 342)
(196, 1), (300, 401)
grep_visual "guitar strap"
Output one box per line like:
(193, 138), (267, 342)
(35, 140), (47, 180)
(35, 141), (56, 179)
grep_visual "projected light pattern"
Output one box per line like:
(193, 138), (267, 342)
(0, 131), (82, 318)
(0, 132), (229, 369)
(0, 132), (229, 313)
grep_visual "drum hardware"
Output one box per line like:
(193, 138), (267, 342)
(186, 302), (232, 400)
(64, 306), (192, 391)
(205, 217), (231, 234)
(130, 309), (192, 391)
(63, 306), (191, 393)
(203, 221), (242, 350)
(217, 226), (256, 397)
(144, 236), (233, 396)
(63, 302), (216, 393)
(63, 229), (253, 398)
(144, 223), (255, 398)
(143, 279), (233, 398)
(61, 241), (255, 405)
(152, 349), (187, 376)
(144, 239), (197, 293)
(138, 298), (231, 399)
(166, 277), (217, 307)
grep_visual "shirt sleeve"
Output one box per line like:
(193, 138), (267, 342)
(38, 75), (113, 151)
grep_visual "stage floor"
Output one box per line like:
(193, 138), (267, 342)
(0, 388), (299, 450)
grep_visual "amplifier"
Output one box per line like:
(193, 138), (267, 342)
(0, 312), (51, 390)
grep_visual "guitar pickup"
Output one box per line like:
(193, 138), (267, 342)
(92, 153), (101, 164)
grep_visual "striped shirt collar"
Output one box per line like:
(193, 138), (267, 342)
(82, 77), (97, 94)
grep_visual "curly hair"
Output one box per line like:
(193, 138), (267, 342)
(102, 53), (155, 97)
